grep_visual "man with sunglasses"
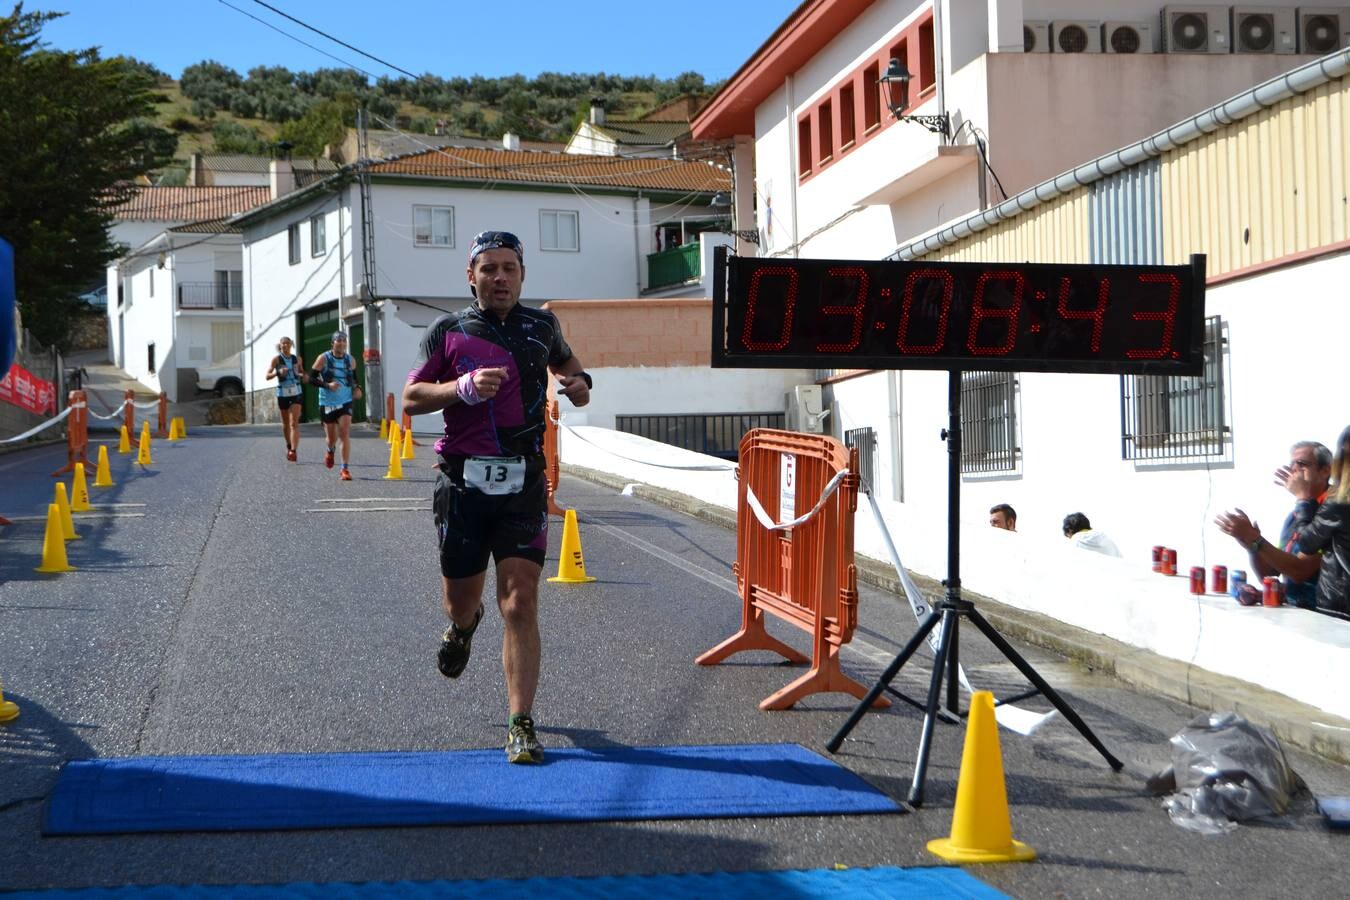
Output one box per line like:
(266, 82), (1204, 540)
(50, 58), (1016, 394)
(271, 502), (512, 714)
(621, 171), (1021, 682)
(1216, 440), (1332, 610)
(403, 230), (592, 764)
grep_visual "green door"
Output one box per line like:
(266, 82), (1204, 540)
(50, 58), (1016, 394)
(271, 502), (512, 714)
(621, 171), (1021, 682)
(298, 304), (366, 423)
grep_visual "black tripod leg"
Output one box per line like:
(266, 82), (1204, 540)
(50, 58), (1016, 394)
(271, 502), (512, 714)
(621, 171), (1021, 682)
(965, 607), (1124, 771)
(945, 618), (960, 716)
(908, 608), (958, 807)
(825, 608), (942, 753)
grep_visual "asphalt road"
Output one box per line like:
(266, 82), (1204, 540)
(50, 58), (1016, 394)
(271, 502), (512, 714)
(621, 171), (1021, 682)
(2, 424), (1349, 897)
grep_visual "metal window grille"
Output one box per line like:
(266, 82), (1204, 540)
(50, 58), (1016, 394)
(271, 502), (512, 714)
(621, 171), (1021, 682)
(960, 371), (1019, 473)
(1121, 315), (1226, 461)
(844, 426), (877, 492)
(614, 413), (784, 460)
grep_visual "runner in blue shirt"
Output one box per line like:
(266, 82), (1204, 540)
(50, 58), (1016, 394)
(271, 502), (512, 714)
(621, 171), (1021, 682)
(310, 331), (362, 481)
(266, 336), (305, 462)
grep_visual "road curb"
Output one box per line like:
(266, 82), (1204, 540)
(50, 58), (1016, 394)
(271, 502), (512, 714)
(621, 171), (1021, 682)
(562, 462), (1350, 766)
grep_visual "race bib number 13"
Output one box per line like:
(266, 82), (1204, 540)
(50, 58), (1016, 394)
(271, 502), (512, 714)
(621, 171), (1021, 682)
(464, 455), (526, 495)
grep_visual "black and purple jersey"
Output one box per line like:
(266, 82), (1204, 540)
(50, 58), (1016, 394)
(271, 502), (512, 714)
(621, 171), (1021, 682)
(406, 303), (573, 459)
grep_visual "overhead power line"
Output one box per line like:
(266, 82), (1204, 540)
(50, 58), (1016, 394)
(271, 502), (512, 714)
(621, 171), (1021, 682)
(216, 0), (380, 79)
(246, 0), (421, 80)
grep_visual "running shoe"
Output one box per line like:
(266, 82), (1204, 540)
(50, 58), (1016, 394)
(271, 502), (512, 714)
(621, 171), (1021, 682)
(324, 448), (334, 469)
(437, 605), (483, 679)
(287, 449), (297, 462)
(340, 467), (352, 481)
(505, 713), (543, 764)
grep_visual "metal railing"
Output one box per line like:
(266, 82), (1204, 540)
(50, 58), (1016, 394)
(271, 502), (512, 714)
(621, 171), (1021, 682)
(615, 412), (784, 459)
(1121, 316), (1226, 461)
(646, 243), (701, 290)
(178, 282), (243, 310)
(960, 371), (1019, 473)
(844, 426), (877, 491)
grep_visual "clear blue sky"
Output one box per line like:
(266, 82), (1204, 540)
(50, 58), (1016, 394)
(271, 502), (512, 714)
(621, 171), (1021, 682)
(35, 0), (801, 82)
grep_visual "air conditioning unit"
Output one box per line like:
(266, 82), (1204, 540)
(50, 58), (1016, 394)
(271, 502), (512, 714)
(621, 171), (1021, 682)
(1232, 7), (1297, 53)
(785, 385), (829, 434)
(1052, 20), (1103, 53)
(1298, 7), (1350, 53)
(1024, 20), (1051, 52)
(1103, 20), (1155, 53)
(1161, 6), (1232, 53)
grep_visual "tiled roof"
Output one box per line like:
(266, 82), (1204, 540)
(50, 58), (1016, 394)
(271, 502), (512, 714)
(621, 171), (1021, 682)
(367, 147), (730, 193)
(171, 218), (241, 234)
(199, 154), (339, 175)
(592, 121), (691, 146)
(109, 186), (272, 222)
(366, 131), (565, 158)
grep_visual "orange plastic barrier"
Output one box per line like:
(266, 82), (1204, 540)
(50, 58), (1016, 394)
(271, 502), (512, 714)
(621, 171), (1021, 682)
(543, 396), (564, 517)
(385, 392), (395, 425)
(400, 411), (422, 446)
(51, 390), (89, 477)
(696, 428), (888, 711)
(156, 392), (169, 438)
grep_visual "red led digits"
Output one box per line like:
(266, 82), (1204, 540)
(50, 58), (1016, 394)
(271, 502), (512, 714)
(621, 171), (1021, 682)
(1125, 273), (1180, 359)
(1056, 276), (1108, 352)
(816, 266), (870, 352)
(965, 270), (1025, 355)
(897, 269), (954, 355)
(740, 266), (799, 352)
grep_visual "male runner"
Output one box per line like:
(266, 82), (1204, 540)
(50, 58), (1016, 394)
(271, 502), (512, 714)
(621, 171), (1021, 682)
(403, 230), (591, 763)
(311, 331), (362, 481)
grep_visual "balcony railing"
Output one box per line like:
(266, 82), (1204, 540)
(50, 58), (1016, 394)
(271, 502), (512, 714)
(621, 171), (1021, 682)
(647, 243), (701, 290)
(178, 282), (242, 310)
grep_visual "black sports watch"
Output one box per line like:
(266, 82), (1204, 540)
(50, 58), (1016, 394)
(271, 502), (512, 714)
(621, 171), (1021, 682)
(576, 371), (593, 389)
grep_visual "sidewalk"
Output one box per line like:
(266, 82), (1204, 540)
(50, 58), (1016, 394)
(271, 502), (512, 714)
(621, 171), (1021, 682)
(66, 348), (215, 429)
(562, 459), (1350, 768)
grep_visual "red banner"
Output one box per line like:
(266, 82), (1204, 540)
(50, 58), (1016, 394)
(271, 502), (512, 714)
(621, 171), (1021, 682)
(0, 362), (56, 415)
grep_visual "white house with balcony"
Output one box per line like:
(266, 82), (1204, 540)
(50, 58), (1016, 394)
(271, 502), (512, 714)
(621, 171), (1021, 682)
(105, 185), (271, 396)
(231, 143), (733, 427)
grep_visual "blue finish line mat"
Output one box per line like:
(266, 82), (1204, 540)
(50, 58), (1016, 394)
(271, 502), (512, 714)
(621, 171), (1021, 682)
(4, 866), (1006, 899)
(44, 742), (901, 834)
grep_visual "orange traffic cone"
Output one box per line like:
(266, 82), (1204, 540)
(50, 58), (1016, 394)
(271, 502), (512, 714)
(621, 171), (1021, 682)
(401, 426), (415, 460)
(35, 504), (74, 573)
(927, 691), (1036, 864)
(548, 509), (596, 583)
(117, 425), (131, 455)
(136, 421), (153, 465)
(70, 463), (93, 512)
(54, 483), (79, 541)
(94, 444), (114, 487)
(382, 434), (404, 480)
(0, 678), (18, 723)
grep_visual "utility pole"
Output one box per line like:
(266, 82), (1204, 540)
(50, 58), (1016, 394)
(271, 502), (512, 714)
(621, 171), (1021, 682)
(356, 108), (383, 420)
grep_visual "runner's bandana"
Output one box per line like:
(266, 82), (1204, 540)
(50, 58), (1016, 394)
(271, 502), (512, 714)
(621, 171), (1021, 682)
(468, 230), (524, 267)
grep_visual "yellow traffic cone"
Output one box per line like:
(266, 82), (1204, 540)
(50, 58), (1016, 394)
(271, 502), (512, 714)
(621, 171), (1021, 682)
(401, 426), (415, 460)
(388, 421), (400, 447)
(35, 503), (74, 573)
(167, 417), (181, 440)
(0, 677), (19, 723)
(382, 434), (404, 480)
(927, 691), (1036, 864)
(70, 463), (93, 512)
(380, 418), (389, 440)
(117, 425), (131, 455)
(54, 483), (79, 541)
(94, 444), (114, 487)
(548, 509), (597, 583)
(136, 421), (153, 465)
(176, 416), (188, 437)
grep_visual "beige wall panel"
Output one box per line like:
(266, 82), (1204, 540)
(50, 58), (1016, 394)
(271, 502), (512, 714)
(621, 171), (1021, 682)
(929, 192), (1088, 264)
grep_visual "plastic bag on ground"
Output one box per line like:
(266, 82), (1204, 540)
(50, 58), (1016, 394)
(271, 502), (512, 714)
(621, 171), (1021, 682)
(1146, 711), (1307, 835)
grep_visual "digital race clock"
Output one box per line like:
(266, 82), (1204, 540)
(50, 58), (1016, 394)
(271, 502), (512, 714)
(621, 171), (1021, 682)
(711, 248), (1206, 375)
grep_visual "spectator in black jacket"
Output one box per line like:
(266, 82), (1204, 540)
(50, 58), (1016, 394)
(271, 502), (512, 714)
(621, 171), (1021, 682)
(1295, 425), (1350, 619)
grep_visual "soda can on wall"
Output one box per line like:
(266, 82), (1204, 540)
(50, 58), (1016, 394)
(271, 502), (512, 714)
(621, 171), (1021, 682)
(1152, 545), (1165, 573)
(1263, 576), (1284, 607)
(1163, 548), (1178, 576)
(1189, 567), (1205, 594)
(1230, 569), (1247, 597)
(1211, 565), (1227, 595)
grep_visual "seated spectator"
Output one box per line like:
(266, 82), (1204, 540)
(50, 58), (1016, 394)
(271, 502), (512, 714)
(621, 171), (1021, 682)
(1214, 440), (1331, 610)
(1291, 426), (1350, 618)
(989, 503), (1017, 532)
(1063, 512), (1122, 557)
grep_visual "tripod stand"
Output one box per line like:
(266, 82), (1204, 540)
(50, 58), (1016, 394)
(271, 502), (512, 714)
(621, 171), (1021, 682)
(826, 371), (1123, 806)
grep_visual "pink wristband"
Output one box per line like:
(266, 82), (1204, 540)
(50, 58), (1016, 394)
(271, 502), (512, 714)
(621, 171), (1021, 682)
(456, 371), (483, 405)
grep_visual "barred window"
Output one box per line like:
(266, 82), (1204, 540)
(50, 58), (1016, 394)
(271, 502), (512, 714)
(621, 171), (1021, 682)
(844, 426), (877, 493)
(960, 371), (1019, 474)
(1121, 315), (1226, 461)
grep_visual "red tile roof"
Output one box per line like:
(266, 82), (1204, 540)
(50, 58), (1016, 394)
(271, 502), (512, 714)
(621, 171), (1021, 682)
(109, 186), (273, 222)
(367, 147), (730, 193)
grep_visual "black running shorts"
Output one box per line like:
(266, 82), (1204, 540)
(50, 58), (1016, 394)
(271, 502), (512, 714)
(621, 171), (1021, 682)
(433, 466), (548, 579)
(277, 395), (303, 410)
(320, 402), (354, 424)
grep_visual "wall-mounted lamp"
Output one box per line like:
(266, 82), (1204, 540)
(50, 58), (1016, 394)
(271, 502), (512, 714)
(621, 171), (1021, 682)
(878, 57), (950, 139)
(708, 191), (760, 245)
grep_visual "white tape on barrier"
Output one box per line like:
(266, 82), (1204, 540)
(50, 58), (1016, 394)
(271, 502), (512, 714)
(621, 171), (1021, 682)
(860, 486), (1056, 736)
(0, 404), (73, 443)
(744, 469), (848, 532)
(87, 399), (130, 421)
(133, 399), (161, 410)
